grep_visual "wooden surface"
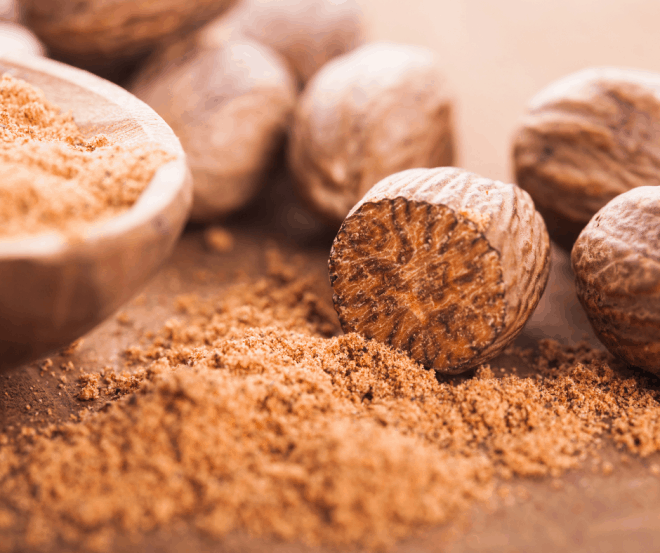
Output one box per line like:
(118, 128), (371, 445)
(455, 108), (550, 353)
(4, 1), (660, 550)
(1, 168), (659, 552)
(0, 54), (192, 371)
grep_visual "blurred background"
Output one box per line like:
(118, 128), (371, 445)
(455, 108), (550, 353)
(8, 0), (660, 190)
(358, 0), (660, 182)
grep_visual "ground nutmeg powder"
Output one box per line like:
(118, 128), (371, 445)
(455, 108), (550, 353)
(2, 249), (660, 552)
(0, 73), (172, 238)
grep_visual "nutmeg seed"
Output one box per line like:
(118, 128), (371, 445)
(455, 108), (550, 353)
(329, 167), (550, 374)
(0, 0), (17, 22)
(210, 0), (364, 85)
(131, 36), (296, 221)
(572, 185), (660, 373)
(22, 0), (237, 75)
(289, 42), (455, 227)
(0, 22), (44, 56)
(513, 67), (660, 250)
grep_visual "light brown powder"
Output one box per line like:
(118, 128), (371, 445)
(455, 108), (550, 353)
(203, 225), (235, 253)
(0, 74), (173, 238)
(2, 250), (660, 552)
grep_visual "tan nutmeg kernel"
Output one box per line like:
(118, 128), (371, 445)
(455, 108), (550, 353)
(0, 0), (17, 22)
(513, 67), (660, 251)
(131, 38), (296, 221)
(211, 0), (364, 85)
(21, 0), (237, 73)
(0, 22), (44, 56)
(289, 42), (455, 226)
(572, 186), (660, 373)
(329, 167), (551, 374)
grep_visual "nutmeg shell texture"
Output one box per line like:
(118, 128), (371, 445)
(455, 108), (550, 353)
(572, 186), (660, 373)
(22, 0), (238, 73)
(329, 167), (550, 374)
(213, 0), (364, 85)
(131, 36), (296, 221)
(289, 42), (455, 226)
(513, 67), (660, 251)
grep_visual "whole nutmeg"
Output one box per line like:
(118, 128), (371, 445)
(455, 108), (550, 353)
(572, 186), (660, 373)
(0, 22), (44, 56)
(131, 36), (296, 221)
(21, 0), (237, 74)
(212, 0), (364, 85)
(289, 42), (455, 226)
(513, 67), (660, 251)
(329, 167), (550, 374)
(0, 0), (17, 22)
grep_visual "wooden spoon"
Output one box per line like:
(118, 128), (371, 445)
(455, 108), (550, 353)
(0, 54), (192, 372)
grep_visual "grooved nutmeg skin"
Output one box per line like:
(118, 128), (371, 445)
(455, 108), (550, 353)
(329, 167), (551, 374)
(289, 42), (455, 226)
(21, 0), (237, 73)
(211, 0), (364, 85)
(131, 37), (296, 221)
(513, 67), (660, 251)
(572, 186), (660, 373)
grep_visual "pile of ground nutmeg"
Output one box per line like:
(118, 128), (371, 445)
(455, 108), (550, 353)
(0, 73), (172, 238)
(2, 249), (660, 552)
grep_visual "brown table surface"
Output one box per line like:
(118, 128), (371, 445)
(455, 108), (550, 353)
(3, 165), (660, 553)
(5, 1), (660, 550)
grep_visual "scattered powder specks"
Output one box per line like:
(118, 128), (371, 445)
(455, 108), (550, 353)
(2, 250), (660, 552)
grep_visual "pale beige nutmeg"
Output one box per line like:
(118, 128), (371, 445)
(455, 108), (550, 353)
(131, 36), (296, 221)
(0, 0), (17, 22)
(209, 0), (364, 85)
(0, 22), (44, 56)
(329, 167), (550, 374)
(21, 0), (237, 73)
(289, 42), (455, 226)
(513, 67), (660, 250)
(572, 186), (660, 373)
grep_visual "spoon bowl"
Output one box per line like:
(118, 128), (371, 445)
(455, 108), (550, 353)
(0, 54), (192, 372)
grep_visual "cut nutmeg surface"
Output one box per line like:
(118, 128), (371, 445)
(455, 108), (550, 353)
(513, 67), (660, 250)
(572, 186), (660, 373)
(289, 41), (455, 226)
(329, 167), (551, 374)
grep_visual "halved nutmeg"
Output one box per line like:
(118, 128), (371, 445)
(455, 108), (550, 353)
(329, 167), (550, 374)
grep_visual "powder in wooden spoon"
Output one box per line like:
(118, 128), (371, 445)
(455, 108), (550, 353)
(0, 73), (172, 238)
(2, 250), (660, 552)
